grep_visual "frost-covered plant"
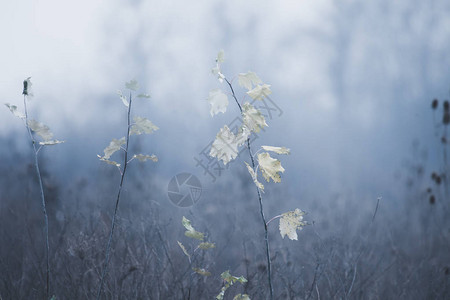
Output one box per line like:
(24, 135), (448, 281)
(5, 77), (64, 299)
(177, 217), (249, 299)
(177, 216), (215, 279)
(216, 271), (249, 300)
(96, 80), (158, 299)
(207, 50), (307, 299)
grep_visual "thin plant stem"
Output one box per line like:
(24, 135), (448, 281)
(96, 93), (133, 300)
(23, 94), (50, 299)
(225, 78), (274, 300)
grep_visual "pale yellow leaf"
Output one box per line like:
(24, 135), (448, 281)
(5, 103), (25, 119)
(117, 90), (129, 107)
(246, 84), (271, 100)
(261, 146), (290, 155)
(125, 79), (138, 91)
(198, 242), (215, 250)
(257, 152), (285, 183)
(182, 216), (204, 241)
(133, 154), (158, 162)
(27, 119), (53, 141)
(245, 162), (264, 192)
(210, 125), (239, 165)
(238, 71), (262, 90)
(242, 102), (267, 133)
(193, 267), (211, 276)
(177, 241), (190, 259)
(279, 208), (307, 240)
(101, 137), (126, 159)
(130, 116), (159, 135)
(207, 89), (229, 116)
(39, 140), (65, 146)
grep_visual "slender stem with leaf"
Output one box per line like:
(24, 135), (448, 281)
(225, 77), (274, 299)
(96, 93), (132, 300)
(23, 94), (51, 299)
(96, 81), (157, 299)
(208, 51), (307, 299)
(4, 78), (64, 299)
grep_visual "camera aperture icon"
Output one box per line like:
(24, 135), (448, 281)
(167, 173), (202, 207)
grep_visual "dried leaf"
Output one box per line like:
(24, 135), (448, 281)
(27, 119), (53, 141)
(182, 216), (204, 241)
(210, 125), (239, 165)
(238, 71), (262, 90)
(130, 117), (159, 135)
(246, 84), (271, 100)
(245, 162), (264, 192)
(279, 209), (307, 240)
(5, 103), (25, 119)
(133, 154), (158, 162)
(261, 146), (290, 155)
(101, 137), (126, 159)
(177, 241), (190, 259)
(207, 89), (229, 116)
(198, 242), (215, 250)
(117, 90), (129, 107)
(257, 152), (285, 183)
(242, 102), (267, 133)
(125, 79), (138, 91)
(193, 267), (211, 276)
(39, 140), (65, 146)
(97, 155), (121, 167)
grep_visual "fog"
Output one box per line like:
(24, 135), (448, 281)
(1, 0), (449, 299)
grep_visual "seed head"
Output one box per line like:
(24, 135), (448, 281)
(432, 99), (438, 109)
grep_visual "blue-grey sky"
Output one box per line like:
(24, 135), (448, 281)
(1, 0), (449, 207)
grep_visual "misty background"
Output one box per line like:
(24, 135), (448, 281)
(0, 0), (449, 299)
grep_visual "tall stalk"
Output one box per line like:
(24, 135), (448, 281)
(96, 93), (133, 300)
(22, 87), (51, 299)
(225, 78), (274, 299)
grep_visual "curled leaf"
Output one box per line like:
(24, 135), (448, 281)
(246, 84), (271, 100)
(182, 216), (204, 241)
(5, 103), (25, 119)
(133, 154), (158, 162)
(39, 140), (65, 146)
(234, 125), (250, 147)
(177, 241), (190, 260)
(22, 77), (33, 97)
(212, 50), (225, 83)
(216, 50), (225, 63)
(245, 162), (264, 192)
(221, 270), (247, 284)
(216, 271), (248, 300)
(117, 90), (129, 107)
(242, 102), (268, 133)
(137, 93), (151, 99)
(279, 209), (307, 240)
(207, 89), (229, 117)
(27, 119), (53, 141)
(130, 116), (159, 135)
(97, 155), (121, 167)
(261, 146), (290, 155)
(257, 152), (285, 183)
(198, 242), (215, 250)
(193, 267), (211, 276)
